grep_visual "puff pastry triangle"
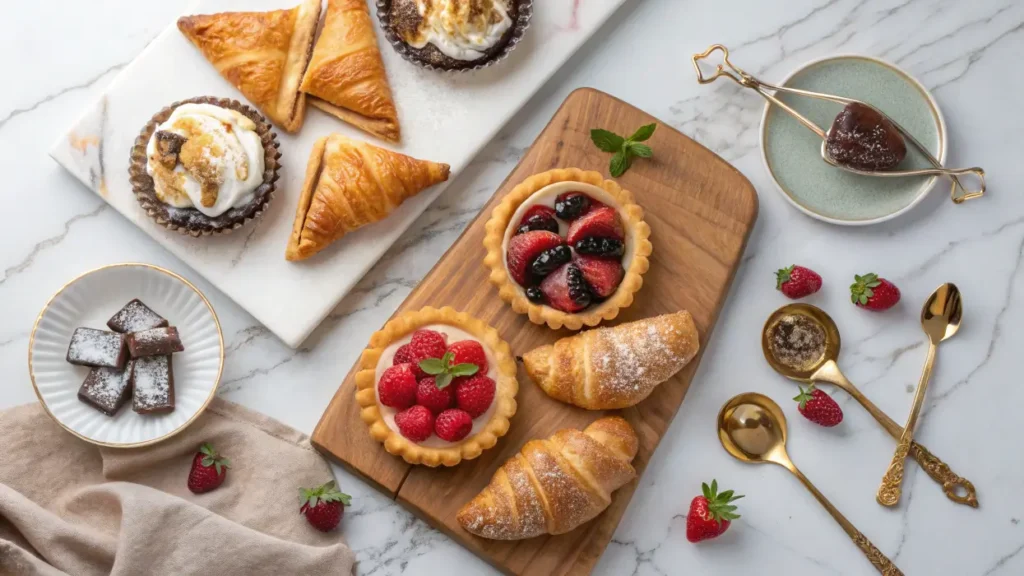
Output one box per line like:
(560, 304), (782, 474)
(177, 0), (321, 133)
(286, 135), (450, 261)
(301, 0), (401, 142)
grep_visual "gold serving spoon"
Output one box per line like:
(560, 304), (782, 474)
(877, 283), (963, 506)
(719, 393), (904, 575)
(762, 303), (978, 507)
(692, 44), (985, 203)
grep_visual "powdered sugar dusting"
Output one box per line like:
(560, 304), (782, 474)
(67, 328), (125, 368)
(107, 299), (167, 333)
(78, 363), (133, 415)
(132, 355), (173, 411)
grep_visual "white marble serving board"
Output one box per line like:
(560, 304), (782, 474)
(50, 0), (627, 348)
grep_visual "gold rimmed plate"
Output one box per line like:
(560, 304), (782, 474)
(28, 263), (224, 448)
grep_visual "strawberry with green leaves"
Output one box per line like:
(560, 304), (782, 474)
(187, 442), (231, 494)
(794, 385), (843, 427)
(776, 265), (822, 299)
(686, 480), (743, 543)
(300, 480), (352, 532)
(590, 123), (657, 177)
(851, 273), (901, 311)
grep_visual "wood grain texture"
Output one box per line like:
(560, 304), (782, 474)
(311, 88), (758, 575)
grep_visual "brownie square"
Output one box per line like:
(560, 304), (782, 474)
(127, 327), (184, 358)
(107, 299), (169, 333)
(132, 355), (175, 414)
(77, 362), (134, 416)
(66, 328), (127, 369)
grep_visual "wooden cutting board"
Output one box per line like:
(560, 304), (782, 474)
(311, 88), (758, 575)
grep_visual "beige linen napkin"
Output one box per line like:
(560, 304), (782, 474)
(0, 398), (355, 576)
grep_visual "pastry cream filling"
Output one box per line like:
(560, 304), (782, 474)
(374, 324), (499, 448)
(145, 103), (265, 217)
(501, 181), (635, 295)
(407, 0), (512, 61)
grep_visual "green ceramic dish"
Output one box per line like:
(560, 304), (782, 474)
(760, 55), (945, 225)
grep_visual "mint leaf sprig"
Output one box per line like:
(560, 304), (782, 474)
(419, 351), (479, 388)
(590, 123), (657, 177)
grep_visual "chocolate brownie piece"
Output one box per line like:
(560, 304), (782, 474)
(127, 326), (184, 358)
(77, 362), (134, 416)
(107, 299), (169, 333)
(132, 355), (175, 414)
(66, 328), (127, 368)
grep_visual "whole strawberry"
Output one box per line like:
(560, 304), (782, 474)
(300, 480), (352, 532)
(794, 385), (843, 427)
(187, 442), (231, 494)
(686, 480), (743, 543)
(851, 273), (900, 311)
(776, 265), (822, 299)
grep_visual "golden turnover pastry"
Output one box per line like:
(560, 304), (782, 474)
(286, 134), (450, 261)
(300, 0), (401, 142)
(483, 168), (652, 330)
(522, 312), (700, 410)
(355, 307), (518, 466)
(457, 416), (638, 539)
(177, 0), (321, 133)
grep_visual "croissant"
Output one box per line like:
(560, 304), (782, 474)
(523, 312), (700, 410)
(286, 134), (450, 261)
(300, 0), (401, 142)
(177, 0), (321, 133)
(457, 417), (638, 540)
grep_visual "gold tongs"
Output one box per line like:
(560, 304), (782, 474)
(692, 44), (984, 203)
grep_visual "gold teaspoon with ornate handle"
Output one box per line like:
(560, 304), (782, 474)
(876, 283), (963, 506)
(719, 393), (904, 575)
(762, 303), (978, 507)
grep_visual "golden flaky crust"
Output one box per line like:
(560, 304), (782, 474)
(301, 0), (400, 142)
(457, 417), (638, 540)
(354, 307), (518, 467)
(483, 168), (652, 330)
(177, 0), (321, 133)
(523, 312), (700, 410)
(286, 134), (450, 261)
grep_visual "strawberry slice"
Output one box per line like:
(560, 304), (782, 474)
(516, 205), (559, 235)
(566, 206), (623, 246)
(574, 254), (624, 298)
(506, 230), (563, 287)
(540, 263), (592, 313)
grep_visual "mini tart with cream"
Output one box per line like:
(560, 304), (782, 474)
(379, 0), (531, 71)
(128, 97), (281, 237)
(355, 306), (518, 466)
(483, 168), (652, 330)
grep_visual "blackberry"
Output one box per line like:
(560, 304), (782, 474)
(566, 264), (593, 307)
(554, 193), (591, 221)
(525, 286), (545, 303)
(574, 237), (624, 258)
(516, 214), (559, 235)
(530, 245), (571, 278)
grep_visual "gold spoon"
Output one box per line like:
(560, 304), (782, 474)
(762, 303), (978, 507)
(718, 393), (904, 575)
(876, 283), (963, 506)
(692, 44), (985, 203)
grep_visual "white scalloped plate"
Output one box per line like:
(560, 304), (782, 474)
(29, 263), (224, 447)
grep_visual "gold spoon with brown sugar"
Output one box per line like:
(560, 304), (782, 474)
(692, 44), (985, 203)
(762, 303), (977, 507)
(876, 283), (963, 506)
(718, 393), (904, 576)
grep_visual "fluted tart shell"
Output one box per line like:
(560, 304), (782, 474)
(483, 168), (652, 330)
(355, 306), (518, 467)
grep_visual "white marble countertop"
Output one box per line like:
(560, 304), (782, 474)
(3, 0), (1022, 574)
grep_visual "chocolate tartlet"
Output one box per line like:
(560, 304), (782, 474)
(377, 0), (532, 72)
(128, 96), (281, 237)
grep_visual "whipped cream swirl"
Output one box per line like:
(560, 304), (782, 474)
(406, 0), (513, 62)
(145, 103), (265, 217)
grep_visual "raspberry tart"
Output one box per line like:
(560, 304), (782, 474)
(483, 168), (652, 330)
(355, 306), (518, 466)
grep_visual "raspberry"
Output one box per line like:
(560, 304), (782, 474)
(434, 409), (473, 442)
(407, 329), (448, 378)
(377, 363), (417, 409)
(455, 374), (496, 418)
(416, 377), (454, 414)
(394, 405), (434, 442)
(447, 340), (488, 374)
(393, 344), (414, 365)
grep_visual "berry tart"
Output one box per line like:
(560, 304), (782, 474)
(355, 306), (518, 466)
(483, 168), (652, 330)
